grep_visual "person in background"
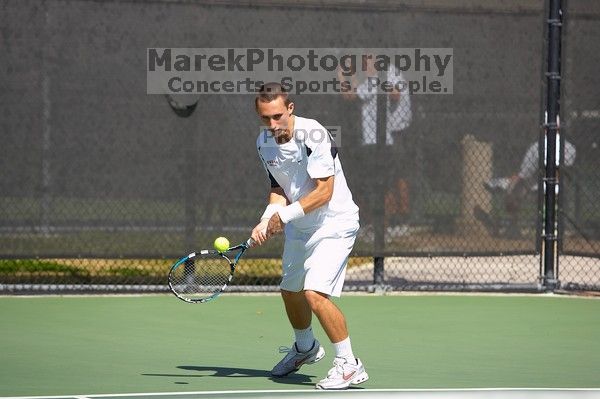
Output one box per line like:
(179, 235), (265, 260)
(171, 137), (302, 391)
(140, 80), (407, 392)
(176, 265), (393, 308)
(338, 54), (412, 239)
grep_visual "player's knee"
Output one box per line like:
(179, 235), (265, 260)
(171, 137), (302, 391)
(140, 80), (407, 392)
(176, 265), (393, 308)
(303, 290), (328, 310)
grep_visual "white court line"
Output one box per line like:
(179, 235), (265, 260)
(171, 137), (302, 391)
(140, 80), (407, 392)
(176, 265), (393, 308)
(3, 388), (600, 399)
(2, 292), (599, 301)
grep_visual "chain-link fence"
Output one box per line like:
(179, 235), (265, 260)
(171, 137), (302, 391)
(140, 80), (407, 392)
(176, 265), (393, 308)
(558, 0), (600, 291)
(1, 0), (598, 293)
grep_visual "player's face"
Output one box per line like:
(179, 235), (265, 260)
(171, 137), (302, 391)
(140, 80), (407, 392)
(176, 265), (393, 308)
(256, 97), (294, 141)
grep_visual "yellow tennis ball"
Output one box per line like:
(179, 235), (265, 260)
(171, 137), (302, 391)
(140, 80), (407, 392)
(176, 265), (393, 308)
(213, 236), (230, 252)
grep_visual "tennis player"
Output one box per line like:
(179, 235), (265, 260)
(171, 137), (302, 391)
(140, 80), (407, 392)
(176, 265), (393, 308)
(250, 82), (368, 390)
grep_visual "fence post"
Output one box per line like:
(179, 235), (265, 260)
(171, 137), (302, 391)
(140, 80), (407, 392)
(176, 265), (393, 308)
(40, 2), (53, 236)
(165, 95), (199, 276)
(373, 71), (388, 287)
(374, 256), (385, 286)
(542, 0), (562, 291)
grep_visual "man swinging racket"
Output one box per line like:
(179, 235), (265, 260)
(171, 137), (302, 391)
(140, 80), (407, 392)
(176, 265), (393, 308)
(250, 82), (368, 390)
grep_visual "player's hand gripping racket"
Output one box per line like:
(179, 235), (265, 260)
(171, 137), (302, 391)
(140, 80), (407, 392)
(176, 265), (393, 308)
(168, 238), (253, 304)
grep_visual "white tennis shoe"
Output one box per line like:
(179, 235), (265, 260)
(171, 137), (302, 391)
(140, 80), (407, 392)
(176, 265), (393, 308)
(315, 357), (369, 390)
(270, 340), (325, 377)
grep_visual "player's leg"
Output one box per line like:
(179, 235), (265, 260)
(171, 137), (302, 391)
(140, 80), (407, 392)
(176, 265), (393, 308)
(271, 238), (325, 377)
(304, 290), (348, 344)
(270, 289), (326, 377)
(281, 289), (311, 329)
(302, 224), (369, 390)
(280, 289), (316, 351)
(304, 289), (368, 390)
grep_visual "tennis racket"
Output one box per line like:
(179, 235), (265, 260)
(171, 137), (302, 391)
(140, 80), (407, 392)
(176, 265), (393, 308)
(168, 238), (253, 304)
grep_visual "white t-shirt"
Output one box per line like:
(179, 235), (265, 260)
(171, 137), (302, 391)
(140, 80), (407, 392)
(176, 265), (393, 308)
(356, 65), (412, 145)
(256, 116), (359, 232)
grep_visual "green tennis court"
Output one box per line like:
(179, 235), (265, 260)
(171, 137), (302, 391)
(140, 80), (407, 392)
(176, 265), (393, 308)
(1, 294), (599, 398)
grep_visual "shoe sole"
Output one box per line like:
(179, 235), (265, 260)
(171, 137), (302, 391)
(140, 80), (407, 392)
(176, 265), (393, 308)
(271, 346), (325, 377)
(315, 371), (369, 390)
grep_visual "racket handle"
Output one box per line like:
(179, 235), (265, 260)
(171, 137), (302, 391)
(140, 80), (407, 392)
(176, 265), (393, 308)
(246, 238), (256, 247)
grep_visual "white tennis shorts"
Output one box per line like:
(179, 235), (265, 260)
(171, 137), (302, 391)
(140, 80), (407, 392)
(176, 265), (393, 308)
(280, 220), (359, 297)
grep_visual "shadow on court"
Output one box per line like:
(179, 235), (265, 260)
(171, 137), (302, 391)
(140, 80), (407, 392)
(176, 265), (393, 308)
(142, 365), (317, 386)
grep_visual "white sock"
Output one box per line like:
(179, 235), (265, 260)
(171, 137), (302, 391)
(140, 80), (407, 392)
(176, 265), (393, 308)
(294, 326), (315, 353)
(333, 336), (355, 363)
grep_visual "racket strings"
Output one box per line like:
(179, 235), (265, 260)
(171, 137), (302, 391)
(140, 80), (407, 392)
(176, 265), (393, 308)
(169, 254), (232, 299)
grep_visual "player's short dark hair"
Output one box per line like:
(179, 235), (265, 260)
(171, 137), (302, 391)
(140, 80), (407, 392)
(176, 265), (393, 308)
(255, 82), (291, 108)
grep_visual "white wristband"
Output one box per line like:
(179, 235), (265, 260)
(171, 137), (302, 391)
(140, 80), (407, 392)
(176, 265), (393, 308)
(277, 202), (305, 224)
(261, 203), (283, 221)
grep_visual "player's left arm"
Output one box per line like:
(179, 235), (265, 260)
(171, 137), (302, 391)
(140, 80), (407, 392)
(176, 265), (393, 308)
(266, 176), (334, 236)
(298, 176), (334, 212)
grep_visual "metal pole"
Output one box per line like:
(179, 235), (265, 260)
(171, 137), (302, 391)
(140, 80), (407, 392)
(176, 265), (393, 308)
(542, 0), (562, 291)
(165, 95), (199, 278)
(40, 1), (52, 235)
(373, 70), (387, 285)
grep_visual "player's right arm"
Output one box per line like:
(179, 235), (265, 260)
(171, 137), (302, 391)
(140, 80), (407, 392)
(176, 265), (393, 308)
(251, 187), (288, 246)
